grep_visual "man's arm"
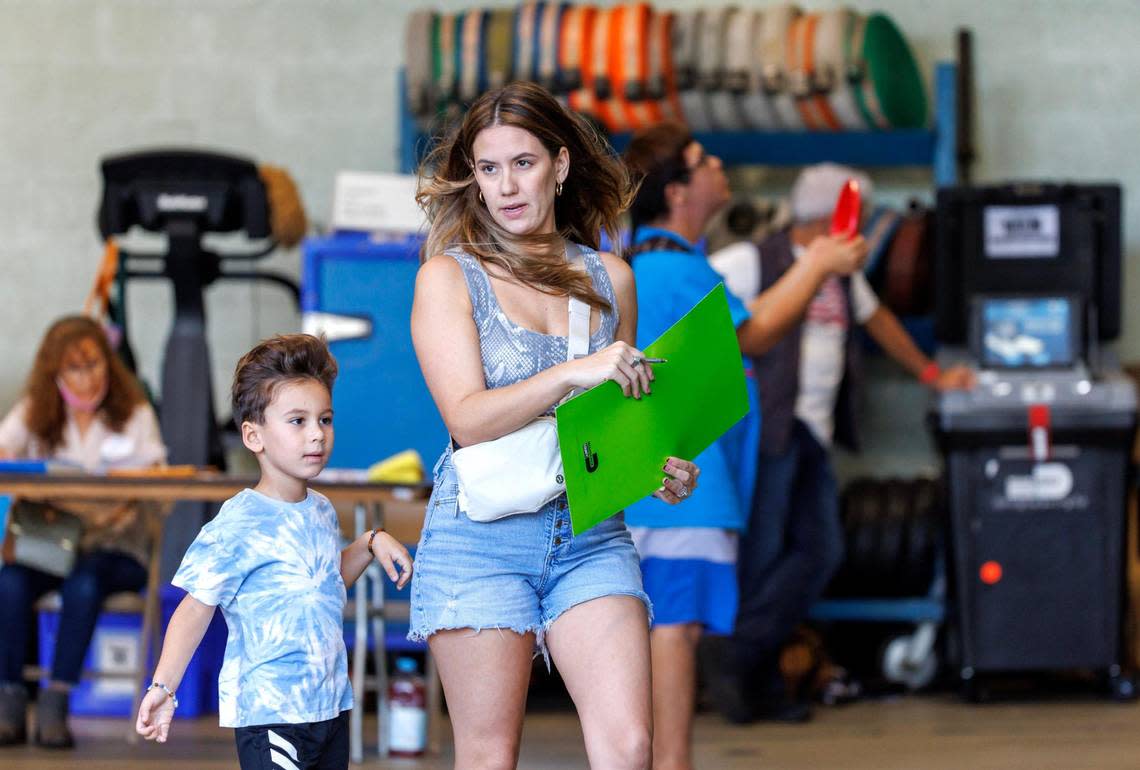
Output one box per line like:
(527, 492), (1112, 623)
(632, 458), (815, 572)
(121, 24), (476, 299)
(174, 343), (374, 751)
(737, 255), (833, 355)
(863, 306), (976, 391)
(863, 305), (929, 377)
(736, 235), (869, 356)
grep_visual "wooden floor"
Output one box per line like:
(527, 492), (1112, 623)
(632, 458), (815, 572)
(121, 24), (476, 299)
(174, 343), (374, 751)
(3, 695), (1139, 769)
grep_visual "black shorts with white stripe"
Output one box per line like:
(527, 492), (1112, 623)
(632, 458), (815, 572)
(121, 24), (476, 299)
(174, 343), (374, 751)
(234, 711), (349, 770)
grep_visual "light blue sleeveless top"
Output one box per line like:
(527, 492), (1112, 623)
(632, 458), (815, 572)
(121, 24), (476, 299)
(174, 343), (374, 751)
(447, 244), (620, 394)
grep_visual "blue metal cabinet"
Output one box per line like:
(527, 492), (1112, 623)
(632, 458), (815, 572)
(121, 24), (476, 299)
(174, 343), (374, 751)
(302, 232), (447, 469)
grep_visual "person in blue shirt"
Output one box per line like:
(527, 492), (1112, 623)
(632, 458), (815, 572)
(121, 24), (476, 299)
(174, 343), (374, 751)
(135, 334), (413, 770)
(623, 122), (868, 768)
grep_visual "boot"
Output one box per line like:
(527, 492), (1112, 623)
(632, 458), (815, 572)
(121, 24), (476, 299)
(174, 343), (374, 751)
(752, 660), (812, 724)
(699, 637), (757, 725)
(34, 688), (74, 749)
(0, 683), (28, 746)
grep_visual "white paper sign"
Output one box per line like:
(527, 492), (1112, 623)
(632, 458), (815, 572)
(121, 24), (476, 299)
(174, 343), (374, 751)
(983, 205), (1060, 258)
(331, 172), (426, 234)
(92, 629), (140, 696)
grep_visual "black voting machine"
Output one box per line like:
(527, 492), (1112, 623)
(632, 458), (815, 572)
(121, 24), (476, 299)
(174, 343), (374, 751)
(932, 183), (1137, 699)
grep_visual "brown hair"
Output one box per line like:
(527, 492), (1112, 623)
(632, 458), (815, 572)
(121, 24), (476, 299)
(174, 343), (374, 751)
(231, 334), (338, 427)
(622, 122), (694, 233)
(416, 81), (634, 310)
(24, 315), (146, 452)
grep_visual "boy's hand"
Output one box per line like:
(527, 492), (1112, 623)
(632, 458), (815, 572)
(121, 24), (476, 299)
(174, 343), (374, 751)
(136, 686), (176, 742)
(370, 532), (414, 589)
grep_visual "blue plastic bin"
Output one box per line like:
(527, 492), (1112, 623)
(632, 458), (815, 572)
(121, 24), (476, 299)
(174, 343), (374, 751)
(301, 232), (448, 469)
(38, 583), (226, 718)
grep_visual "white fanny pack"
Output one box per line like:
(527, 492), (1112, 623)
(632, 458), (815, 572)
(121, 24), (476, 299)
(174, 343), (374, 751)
(452, 247), (591, 522)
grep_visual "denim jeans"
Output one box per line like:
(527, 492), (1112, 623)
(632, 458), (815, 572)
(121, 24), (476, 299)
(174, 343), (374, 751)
(731, 420), (845, 679)
(0, 550), (147, 684)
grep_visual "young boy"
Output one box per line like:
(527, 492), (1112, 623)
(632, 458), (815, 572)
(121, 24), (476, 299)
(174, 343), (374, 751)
(135, 334), (412, 768)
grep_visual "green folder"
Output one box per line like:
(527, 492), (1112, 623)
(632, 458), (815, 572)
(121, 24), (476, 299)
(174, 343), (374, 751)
(555, 284), (749, 534)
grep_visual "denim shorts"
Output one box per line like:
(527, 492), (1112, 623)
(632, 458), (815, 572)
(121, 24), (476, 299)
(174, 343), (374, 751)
(408, 450), (651, 658)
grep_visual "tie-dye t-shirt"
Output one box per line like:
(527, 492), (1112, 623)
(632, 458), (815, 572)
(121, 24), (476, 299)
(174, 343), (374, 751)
(172, 488), (351, 727)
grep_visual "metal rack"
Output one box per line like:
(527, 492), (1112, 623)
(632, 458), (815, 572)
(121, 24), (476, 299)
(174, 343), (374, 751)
(399, 61), (960, 187)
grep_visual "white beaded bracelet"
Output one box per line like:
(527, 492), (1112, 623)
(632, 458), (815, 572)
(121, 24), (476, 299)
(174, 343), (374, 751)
(147, 681), (179, 710)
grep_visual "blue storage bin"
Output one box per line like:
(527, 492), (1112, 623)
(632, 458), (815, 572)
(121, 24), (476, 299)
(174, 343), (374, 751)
(38, 583), (226, 718)
(39, 610), (140, 717)
(302, 232), (448, 470)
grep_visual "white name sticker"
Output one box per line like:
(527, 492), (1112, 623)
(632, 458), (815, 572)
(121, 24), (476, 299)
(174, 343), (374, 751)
(983, 205), (1060, 258)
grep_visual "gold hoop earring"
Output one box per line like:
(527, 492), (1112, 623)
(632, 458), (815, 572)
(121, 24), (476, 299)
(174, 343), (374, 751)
(556, 181), (563, 197)
(478, 190), (484, 203)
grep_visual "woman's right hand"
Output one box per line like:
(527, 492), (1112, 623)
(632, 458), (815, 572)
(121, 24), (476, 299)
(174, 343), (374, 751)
(804, 234), (869, 277)
(566, 341), (655, 398)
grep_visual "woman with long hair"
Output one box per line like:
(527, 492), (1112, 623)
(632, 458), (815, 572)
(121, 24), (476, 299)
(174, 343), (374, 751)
(0, 315), (166, 748)
(409, 82), (700, 768)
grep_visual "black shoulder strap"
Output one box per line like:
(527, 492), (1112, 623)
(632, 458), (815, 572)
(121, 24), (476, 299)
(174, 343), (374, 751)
(627, 234), (692, 260)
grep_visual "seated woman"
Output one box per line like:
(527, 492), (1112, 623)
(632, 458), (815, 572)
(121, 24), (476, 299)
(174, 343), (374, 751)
(0, 315), (167, 748)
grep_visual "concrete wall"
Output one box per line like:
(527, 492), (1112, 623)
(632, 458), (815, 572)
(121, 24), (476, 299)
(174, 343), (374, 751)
(1, 1), (1137, 446)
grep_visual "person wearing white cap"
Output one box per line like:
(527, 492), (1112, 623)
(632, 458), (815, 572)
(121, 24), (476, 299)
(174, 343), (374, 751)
(708, 163), (974, 723)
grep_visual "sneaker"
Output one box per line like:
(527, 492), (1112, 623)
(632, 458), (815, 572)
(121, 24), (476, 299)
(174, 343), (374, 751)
(699, 637), (758, 724)
(706, 668), (758, 724)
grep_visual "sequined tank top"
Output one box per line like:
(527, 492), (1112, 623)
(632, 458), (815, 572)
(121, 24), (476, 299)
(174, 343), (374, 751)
(447, 244), (620, 393)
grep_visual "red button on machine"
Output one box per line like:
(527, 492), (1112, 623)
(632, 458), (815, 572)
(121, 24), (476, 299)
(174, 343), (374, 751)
(980, 560), (1003, 585)
(1028, 403), (1051, 462)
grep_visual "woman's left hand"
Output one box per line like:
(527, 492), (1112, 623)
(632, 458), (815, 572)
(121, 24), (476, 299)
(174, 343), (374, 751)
(653, 456), (700, 505)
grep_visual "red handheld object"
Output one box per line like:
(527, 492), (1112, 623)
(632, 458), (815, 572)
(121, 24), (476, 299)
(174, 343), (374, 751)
(829, 179), (862, 239)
